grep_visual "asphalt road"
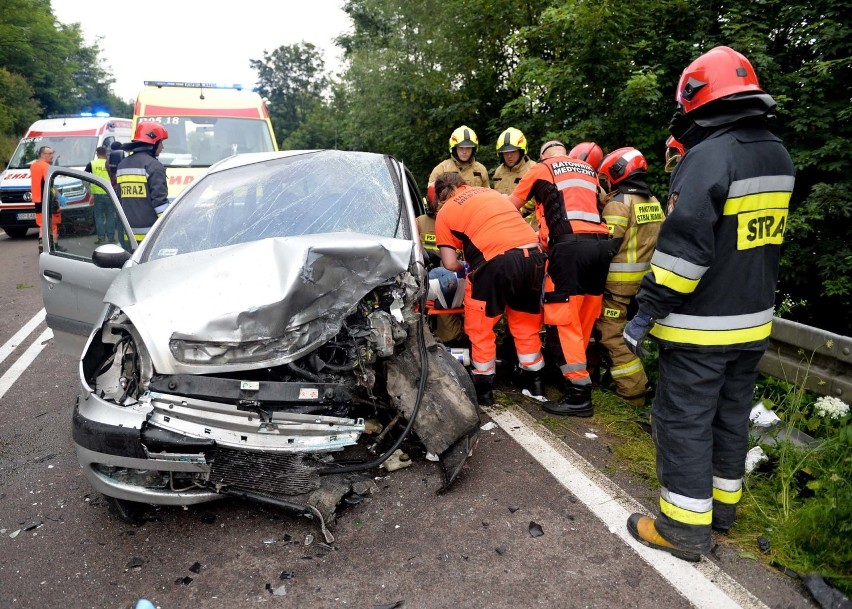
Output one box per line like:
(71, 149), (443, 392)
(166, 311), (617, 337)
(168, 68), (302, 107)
(0, 230), (818, 609)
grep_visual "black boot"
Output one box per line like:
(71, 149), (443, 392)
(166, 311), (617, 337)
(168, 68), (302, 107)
(543, 384), (593, 417)
(472, 373), (495, 407)
(514, 367), (545, 399)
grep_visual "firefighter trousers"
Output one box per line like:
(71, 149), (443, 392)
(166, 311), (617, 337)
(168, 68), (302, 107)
(653, 347), (764, 553)
(594, 293), (647, 399)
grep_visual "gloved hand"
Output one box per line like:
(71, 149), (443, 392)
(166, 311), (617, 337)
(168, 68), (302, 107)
(623, 310), (654, 358)
(457, 260), (471, 278)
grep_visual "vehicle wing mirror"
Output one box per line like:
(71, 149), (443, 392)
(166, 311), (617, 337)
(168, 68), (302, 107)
(92, 243), (132, 269)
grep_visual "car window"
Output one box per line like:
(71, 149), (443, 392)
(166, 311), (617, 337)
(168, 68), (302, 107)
(146, 151), (409, 261)
(47, 172), (134, 258)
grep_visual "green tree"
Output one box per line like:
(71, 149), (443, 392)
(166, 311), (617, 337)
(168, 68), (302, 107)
(250, 42), (330, 144)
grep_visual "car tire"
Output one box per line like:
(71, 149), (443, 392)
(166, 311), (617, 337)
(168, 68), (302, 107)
(2, 226), (29, 238)
(105, 495), (148, 525)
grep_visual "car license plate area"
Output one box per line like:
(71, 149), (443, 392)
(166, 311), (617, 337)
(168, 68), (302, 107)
(16, 213), (35, 220)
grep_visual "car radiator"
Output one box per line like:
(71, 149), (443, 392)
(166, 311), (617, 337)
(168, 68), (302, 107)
(209, 447), (321, 496)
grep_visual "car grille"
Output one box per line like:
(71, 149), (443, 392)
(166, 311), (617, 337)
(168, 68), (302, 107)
(0, 190), (31, 204)
(209, 447), (321, 496)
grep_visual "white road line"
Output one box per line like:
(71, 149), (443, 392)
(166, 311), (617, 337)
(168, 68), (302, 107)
(0, 328), (53, 401)
(484, 405), (769, 609)
(0, 308), (46, 367)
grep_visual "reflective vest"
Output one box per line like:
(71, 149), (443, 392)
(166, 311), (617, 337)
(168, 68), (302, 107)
(89, 158), (109, 194)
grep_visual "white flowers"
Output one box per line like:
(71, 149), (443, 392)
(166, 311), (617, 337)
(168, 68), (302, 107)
(813, 396), (850, 420)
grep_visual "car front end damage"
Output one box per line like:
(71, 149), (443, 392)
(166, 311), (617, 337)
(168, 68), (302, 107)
(73, 235), (480, 530)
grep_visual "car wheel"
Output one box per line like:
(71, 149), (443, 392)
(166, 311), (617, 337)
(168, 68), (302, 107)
(2, 226), (29, 238)
(105, 495), (148, 525)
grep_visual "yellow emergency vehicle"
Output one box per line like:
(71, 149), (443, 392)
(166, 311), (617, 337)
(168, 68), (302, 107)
(132, 81), (278, 200)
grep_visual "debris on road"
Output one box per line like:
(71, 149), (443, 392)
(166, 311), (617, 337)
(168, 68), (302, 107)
(757, 536), (771, 554)
(279, 570), (295, 580)
(381, 449), (412, 472)
(373, 602), (403, 609)
(529, 522), (544, 538)
(481, 422), (498, 431)
(495, 545), (508, 555)
(125, 557), (144, 570)
(508, 505), (520, 513)
(189, 562), (202, 574)
(174, 576), (193, 585)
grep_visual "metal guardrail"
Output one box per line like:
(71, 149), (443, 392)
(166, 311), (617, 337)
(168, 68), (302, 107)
(760, 317), (852, 399)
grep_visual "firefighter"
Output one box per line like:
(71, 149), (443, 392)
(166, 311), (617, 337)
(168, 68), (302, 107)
(492, 127), (537, 226)
(624, 46), (795, 561)
(116, 121), (169, 242)
(508, 141), (613, 417)
(592, 147), (662, 406)
(568, 142), (604, 172)
(434, 172), (546, 406)
(428, 126), (490, 199)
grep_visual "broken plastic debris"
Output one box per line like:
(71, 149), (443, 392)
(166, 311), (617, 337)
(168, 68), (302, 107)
(134, 600), (156, 609)
(521, 389), (547, 403)
(750, 401), (781, 428)
(279, 570), (295, 580)
(175, 576), (193, 585)
(125, 557), (144, 570)
(745, 446), (768, 474)
(304, 533), (314, 546)
(508, 505), (520, 513)
(480, 421), (497, 431)
(425, 452), (440, 462)
(529, 522), (544, 538)
(344, 493), (365, 506)
(9, 529), (20, 539)
(189, 562), (202, 574)
(495, 546), (508, 555)
(757, 536), (771, 554)
(381, 449), (412, 472)
(373, 602), (403, 609)
(584, 432), (598, 439)
(272, 584), (287, 596)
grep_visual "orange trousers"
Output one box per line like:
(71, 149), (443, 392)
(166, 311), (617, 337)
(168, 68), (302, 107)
(35, 211), (61, 240)
(544, 284), (603, 386)
(463, 279), (544, 376)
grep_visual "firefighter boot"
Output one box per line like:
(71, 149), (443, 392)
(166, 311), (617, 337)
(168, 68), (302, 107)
(472, 373), (495, 407)
(542, 384), (593, 417)
(514, 367), (545, 400)
(627, 514), (702, 562)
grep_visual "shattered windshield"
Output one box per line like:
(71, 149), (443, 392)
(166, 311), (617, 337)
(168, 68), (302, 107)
(146, 151), (409, 261)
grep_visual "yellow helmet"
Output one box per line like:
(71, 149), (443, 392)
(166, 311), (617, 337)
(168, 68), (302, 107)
(449, 125), (479, 154)
(495, 127), (528, 156)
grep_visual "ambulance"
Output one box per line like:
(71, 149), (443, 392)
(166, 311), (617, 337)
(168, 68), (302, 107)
(132, 81), (278, 200)
(0, 115), (132, 238)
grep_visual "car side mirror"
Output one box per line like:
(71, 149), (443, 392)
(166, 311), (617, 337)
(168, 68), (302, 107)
(92, 243), (132, 269)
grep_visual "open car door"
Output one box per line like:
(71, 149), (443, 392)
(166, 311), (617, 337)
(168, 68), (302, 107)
(39, 167), (137, 355)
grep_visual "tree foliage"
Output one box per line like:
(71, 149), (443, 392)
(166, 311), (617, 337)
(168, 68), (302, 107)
(251, 0), (850, 333)
(250, 43), (331, 147)
(0, 0), (131, 157)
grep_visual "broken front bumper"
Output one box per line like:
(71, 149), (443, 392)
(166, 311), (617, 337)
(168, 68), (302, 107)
(72, 388), (365, 506)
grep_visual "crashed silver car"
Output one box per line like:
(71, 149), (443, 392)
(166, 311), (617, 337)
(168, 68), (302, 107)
(39, 150), (480, 532)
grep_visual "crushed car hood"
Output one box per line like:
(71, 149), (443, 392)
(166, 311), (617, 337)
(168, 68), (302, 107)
(104, 233), (415, 375)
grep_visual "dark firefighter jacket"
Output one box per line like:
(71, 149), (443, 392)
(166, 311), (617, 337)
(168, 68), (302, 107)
(636, 126), (795, 350)
(115, 148), (168, 232)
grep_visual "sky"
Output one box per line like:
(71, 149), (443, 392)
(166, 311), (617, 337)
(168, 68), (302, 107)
(50, 0), (353, 103)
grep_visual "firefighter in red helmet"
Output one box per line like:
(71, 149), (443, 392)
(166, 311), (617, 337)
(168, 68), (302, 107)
(116, 121), (169, 242)
(592, 147), (662, 406)
(624, 46), (795, 562)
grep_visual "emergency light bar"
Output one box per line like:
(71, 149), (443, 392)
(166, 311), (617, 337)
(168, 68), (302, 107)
(47, 113), (113, 119)
(144, 81), (244, 91)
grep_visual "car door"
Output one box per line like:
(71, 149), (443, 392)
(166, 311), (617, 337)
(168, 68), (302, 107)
(39, 166), (137, 355)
